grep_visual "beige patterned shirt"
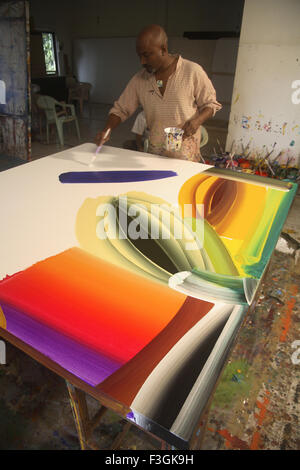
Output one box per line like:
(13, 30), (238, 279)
(109, 55), (222, 161)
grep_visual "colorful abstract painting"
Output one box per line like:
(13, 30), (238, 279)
(0, 144), (297, 448)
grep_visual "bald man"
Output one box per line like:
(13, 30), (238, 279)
(95, 24), (221, 162)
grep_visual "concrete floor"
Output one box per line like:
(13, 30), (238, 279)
(0, 102), (299, 450)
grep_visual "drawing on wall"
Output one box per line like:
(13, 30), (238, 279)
(0, 145), (297, 447)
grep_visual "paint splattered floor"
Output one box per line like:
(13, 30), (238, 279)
(199, 195), (300, 450)
(200, 247), (300, 450)
(0, 343), (162, 450)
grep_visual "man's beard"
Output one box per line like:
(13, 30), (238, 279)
(144, 65), (156, 74)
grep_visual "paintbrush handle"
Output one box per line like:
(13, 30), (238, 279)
(90, 129), (111, 166)
(95, 128), (111, 154)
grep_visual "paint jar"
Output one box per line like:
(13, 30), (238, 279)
(164, 127), (184, 152)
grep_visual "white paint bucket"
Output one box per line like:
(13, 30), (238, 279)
(164, 127), (184, 151)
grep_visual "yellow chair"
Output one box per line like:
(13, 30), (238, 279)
(200, 125), (209, 148)
(36, 94), (80, 147)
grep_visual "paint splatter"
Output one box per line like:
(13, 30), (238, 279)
(282, 122), (288, 135)
(250, 391), (271, 449)
(263, 121), (272, 132)
(280, 284), (298, 342)
(255, 120), (262, 131)
(207, 427), (249, 450)
(241, 116), (251, 129)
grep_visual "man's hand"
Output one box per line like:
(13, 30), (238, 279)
(95, 114), (121, 146)
(95, 128), (111, 147)
(182, 107), (214, 140)
(182, 118), (200, 140)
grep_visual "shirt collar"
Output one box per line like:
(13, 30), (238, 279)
(142, 54), (182, 81)
(176, 55), (182, 70)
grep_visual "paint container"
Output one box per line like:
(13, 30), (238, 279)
(164, 127), (184, 151)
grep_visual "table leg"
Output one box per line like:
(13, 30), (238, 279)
(66, 380), (90, 450)
(66, 381), (133, 450)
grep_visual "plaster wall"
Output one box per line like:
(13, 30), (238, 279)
(226, 0), (300, 164)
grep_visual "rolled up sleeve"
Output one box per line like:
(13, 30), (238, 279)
(109, 75), (140, 122)
(194, 66), (222, 117)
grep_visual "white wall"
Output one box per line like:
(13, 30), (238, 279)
(73, 37), (139, 105)
(226, 0), (300, 165)
(210, 38), (239, 122)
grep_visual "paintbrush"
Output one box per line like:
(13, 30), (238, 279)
(89, 128), (110, 166)
(252, 143), (276, 172)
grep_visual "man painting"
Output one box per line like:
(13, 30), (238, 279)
(95, 24), (221, 162)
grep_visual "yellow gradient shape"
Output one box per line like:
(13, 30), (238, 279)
(0, 305), (6, 329)
(179, 173), (267, 239)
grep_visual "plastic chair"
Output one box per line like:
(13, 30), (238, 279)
(200, 125), (209, 148)
(36, 94), (80, 147)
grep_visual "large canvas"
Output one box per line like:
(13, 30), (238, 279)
(0, 143), (297, 448)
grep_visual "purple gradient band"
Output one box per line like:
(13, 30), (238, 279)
(1, 303), (122, 386)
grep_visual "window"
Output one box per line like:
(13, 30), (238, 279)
(42, 32), (57, 75)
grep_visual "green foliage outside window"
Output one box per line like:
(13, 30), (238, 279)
(42, 33), (57, 74)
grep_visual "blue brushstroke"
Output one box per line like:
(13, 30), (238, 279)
(59, 170), (178, 183)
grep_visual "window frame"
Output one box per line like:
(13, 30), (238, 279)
(42, 31), (58, 76)
(31, 30), (59, 77)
